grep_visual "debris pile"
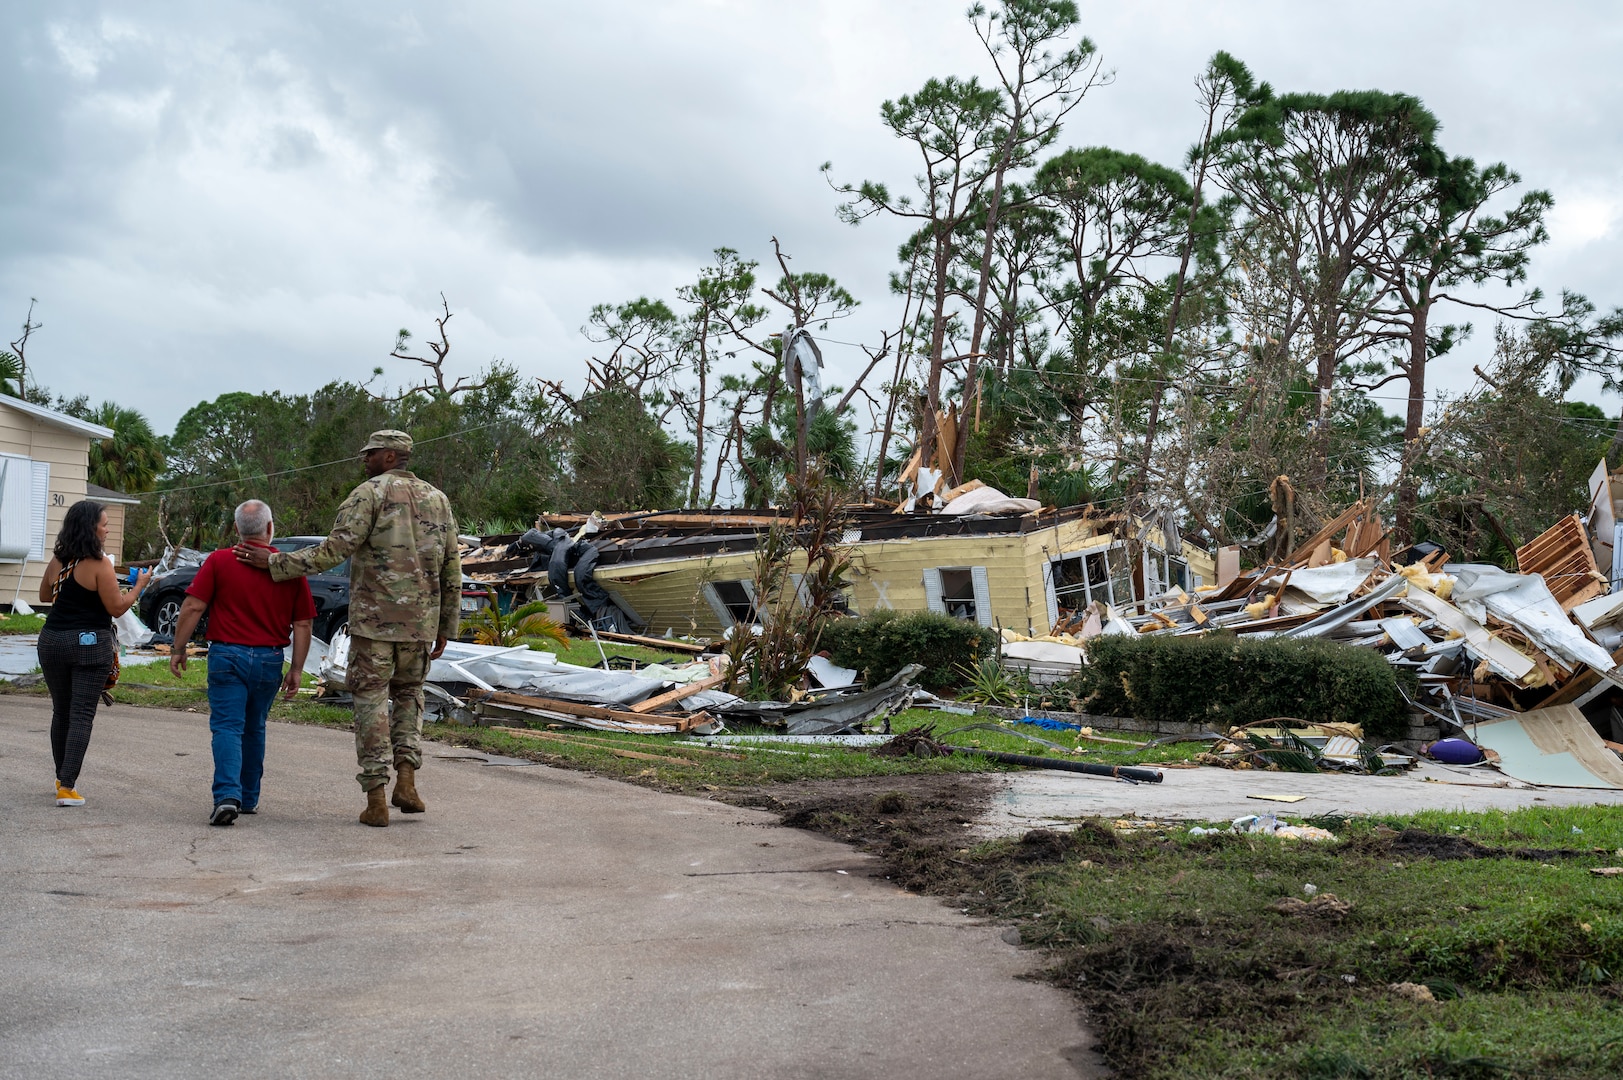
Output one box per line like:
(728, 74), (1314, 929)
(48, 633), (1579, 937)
(316, 627), (924, 737)
(1000, 481), (1623, 789)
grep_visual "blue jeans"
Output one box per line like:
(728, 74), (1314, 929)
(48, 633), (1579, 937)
(206, 643), (285, 808)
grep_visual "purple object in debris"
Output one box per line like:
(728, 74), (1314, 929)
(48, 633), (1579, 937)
(1426, 737), (1485, 765)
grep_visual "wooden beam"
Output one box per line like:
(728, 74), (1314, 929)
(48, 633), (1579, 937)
(628, 673), (727, 713)
(1288, 500), (1368, 567)
(473, 691), (713, 731)
(591, 631), (707, 654)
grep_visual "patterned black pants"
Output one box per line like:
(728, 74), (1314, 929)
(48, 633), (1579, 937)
(37, 627), (115, 787)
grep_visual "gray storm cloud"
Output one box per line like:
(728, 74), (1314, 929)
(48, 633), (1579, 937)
(0, 1), (1618, 429)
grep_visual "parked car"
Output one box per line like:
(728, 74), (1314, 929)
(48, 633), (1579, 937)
(141, 536), (494, 644)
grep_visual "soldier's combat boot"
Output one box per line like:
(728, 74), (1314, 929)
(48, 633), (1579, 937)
(392, 761), (425, 813)
(359, 786), (389, 827)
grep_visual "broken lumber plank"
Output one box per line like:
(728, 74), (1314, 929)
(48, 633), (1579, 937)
(491, 726), (698, 766)
(1289, 501), (1368, 568)
(590, 630), (707, 654)
(628, 673), (727, 713)
(1349, 527), (1392, 560)
(473, 690), (713, 731)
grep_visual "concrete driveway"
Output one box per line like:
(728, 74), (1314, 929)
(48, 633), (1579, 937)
(0, 696), (1096, 1079)
(979, 758), (1623, 836)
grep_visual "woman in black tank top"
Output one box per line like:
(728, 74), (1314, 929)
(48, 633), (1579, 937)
(36, 500), (152, 807)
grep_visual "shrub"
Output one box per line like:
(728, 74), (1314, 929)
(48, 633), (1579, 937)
(821, 609), (999, 693)
(1055, 632), (1415, 741)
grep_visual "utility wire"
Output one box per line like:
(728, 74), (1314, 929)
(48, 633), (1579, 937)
(154, 418), (518, 496)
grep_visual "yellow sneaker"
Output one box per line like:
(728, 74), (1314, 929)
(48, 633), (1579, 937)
(55, 783), (85, 807)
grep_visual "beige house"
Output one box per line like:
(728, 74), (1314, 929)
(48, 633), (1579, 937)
(0, 396), (116, 608)
(87, 483), (143, 565)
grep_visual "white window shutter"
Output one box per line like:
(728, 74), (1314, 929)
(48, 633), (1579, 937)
(701, 582), (733, 626)
(29, 460), (50, 561)
(740, 579), (763, 625)
(1042, 560), (1059, 631)
(922, 568), (945, 614)
(0, 455), (33, 562)
(970, 566), (992, 627)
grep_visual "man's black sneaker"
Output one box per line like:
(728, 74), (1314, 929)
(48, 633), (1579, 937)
(210, 801), (240, 826)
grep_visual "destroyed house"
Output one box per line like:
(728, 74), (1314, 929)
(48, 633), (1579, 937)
(461, 505), (1216, 639)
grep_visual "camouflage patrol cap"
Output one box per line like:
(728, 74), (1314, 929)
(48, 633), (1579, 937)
(360, 429), (413, 454)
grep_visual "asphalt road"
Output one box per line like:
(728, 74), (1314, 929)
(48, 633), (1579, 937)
(0, 695), (1097, 1079)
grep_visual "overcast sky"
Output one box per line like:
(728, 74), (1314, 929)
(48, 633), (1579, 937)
(3, 1), (1620, 434)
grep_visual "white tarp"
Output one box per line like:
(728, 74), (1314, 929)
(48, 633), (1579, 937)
(1259, 558), (1377, 606)
(940, 485), (1041, 517)
(319, 631), (738, 709)
(806, 655), (859, 688)
(1448, 565), (1618, 675)
(1001, 640), (1085, 667)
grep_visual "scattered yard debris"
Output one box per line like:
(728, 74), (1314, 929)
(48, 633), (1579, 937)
(1233, 813), (1338, 841)
(1270, 893), (1353, 919)
(717, 664), (923, 735)
(1387, 981), (1438, 1003)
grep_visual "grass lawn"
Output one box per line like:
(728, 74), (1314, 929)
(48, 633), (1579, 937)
(967, 809), (1623, 1079)
(1, 612), (45, 634)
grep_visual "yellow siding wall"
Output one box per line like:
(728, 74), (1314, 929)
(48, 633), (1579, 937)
(595, 518), (1119, 638)
(597, 553), (760, 638)
(0, 406), (93, 605)
(591, 516), (1209, 639)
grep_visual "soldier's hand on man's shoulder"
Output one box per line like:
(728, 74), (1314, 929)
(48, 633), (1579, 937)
(234, 544), (272, 569)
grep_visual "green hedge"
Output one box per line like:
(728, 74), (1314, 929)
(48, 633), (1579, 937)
(821, 609), (999, 693)
(1057, 633), (1416, 741)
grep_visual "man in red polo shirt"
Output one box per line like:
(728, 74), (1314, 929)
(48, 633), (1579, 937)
(170, 500), (314, 826)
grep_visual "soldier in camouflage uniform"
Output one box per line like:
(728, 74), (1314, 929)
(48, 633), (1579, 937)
(236, 430), (460, 827)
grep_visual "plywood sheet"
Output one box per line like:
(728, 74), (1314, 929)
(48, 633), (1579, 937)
(1471, 705), (1623, 789)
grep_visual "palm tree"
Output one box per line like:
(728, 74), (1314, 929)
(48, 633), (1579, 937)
(462, 601), (570, 649)
(0, 351), (20, 398)
(85, 402), (167, 493)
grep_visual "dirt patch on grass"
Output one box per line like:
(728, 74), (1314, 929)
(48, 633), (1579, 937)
(1347, 827), (1591, 863)
(738, 779), (1623, 1078)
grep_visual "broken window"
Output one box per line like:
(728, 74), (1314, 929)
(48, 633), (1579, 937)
(702, 579), (759, 626)
(1046, 544), (1133, 624)
(923, 566), (992, 627)
(790, 573), (857, 615)
(1143, 546), (1192, 599)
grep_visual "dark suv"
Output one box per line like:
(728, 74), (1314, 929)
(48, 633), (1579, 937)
(140, 536), (493, 643)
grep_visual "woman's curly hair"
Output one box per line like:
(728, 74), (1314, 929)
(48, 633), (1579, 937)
(53, 499), (106, 563)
